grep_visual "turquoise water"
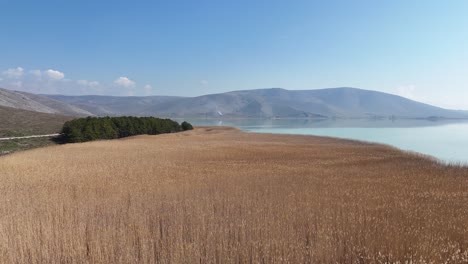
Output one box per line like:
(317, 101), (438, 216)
(181, 119), (468, 164)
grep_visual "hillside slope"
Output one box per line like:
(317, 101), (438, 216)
(0, 105), (72, 136)
(46, 94), (182, 116)
(46, 87), (467, 119)
(0, 88), (92, 116)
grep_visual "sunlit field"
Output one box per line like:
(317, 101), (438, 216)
(0, 127), (467, 263)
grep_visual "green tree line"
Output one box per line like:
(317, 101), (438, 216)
(61, 117), (193, 143)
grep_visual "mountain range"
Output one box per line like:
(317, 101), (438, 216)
(1, 87), (467, 119)
(0, 88), (92, 116)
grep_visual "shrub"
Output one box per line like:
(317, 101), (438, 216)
(181, 121), (194, 131)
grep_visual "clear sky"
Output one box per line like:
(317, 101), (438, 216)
(1, 0), (467, 109)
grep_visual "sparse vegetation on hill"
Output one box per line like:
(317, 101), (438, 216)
(0, 105), (72, 137)
(0, 106), (72, 154)
(0, 127), (467, 263)
(61, 116), (193, 143)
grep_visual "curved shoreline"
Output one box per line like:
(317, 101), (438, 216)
(243, 125), (468, 166)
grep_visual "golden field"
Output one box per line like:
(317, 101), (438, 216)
(0, 127), (467, 263)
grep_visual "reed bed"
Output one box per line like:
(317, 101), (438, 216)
(0, 127), (467, 263)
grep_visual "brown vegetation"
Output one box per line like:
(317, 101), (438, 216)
(0, 127), (467, 263)
(0, 137), (57, 156)
(0, 105), (72, 137)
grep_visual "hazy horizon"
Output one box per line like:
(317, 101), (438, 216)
(1, 1), (467, 109)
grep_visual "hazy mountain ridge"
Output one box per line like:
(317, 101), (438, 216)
(46, 94), (183, 116)
(1, 87), (466, 119)
(45, 87), (468, 119)
(0, 88), (92, 116)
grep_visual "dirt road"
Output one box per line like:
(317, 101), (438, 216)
(0, 133), (60, 141)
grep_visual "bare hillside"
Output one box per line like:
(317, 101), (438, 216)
(0, 88), (92, 116)
(47, 87), (468, 118)
(0, 105), (72, 136)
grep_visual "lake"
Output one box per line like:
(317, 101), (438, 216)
(180, 118), (468, 164)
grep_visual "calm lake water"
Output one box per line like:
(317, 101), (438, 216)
(181, 118), (468, 164)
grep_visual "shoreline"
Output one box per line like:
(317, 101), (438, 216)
(1, 125), (466, 167)
(0, 126), (460, 166)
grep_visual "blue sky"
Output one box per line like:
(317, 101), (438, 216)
(1, 0), (467, 109)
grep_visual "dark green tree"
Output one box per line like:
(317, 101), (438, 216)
(61, 116), (186, 143)
(181, 121), (194, 131)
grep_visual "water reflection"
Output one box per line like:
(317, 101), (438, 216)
(176, 118), (468, 164)
(176, 118), (468, 129)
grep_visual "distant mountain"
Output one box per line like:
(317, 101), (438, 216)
(45, 87), (468, 119)
(0, 88), (92, 116)
(45, 94), (182, 116)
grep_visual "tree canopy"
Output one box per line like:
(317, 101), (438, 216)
(61, 116), (193, 143)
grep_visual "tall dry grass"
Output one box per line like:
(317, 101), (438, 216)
(0, 127), (467, 263)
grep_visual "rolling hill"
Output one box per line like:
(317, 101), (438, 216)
(0, 105), (73, 136)
(45, 94), (182, 116)
(45, 87), (467, 119)
(0, 88), (92, 116)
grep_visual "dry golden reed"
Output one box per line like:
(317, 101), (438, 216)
(0, 127), (467, 263)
